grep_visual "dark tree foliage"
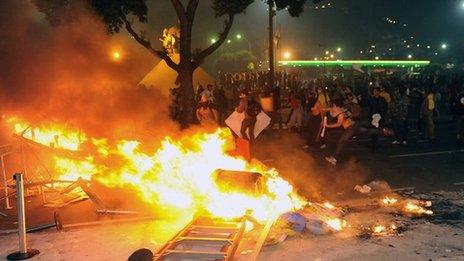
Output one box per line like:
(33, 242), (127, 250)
(89, 0), (147, 34)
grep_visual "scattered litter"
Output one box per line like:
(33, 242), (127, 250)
(354, 185), (371, 194)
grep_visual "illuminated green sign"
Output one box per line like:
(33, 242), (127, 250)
(278, 60), (430, 68)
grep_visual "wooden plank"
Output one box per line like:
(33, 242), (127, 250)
(248, 216), (277, 261)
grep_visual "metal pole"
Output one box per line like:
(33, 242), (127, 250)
(7, 173), (39, 260)
(1, 155), (12, 209)
(268, 1), (275, 92)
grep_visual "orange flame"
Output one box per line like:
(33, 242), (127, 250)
(404, 202), (433, 215)
(6, 116), (85, 151)
(6, 116), (305, 221)
(382, 196), (398, 205)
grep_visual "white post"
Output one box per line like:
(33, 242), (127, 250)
(15, 173), (27, 254)
(7, 173), (39, 260)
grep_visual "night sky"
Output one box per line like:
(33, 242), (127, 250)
(145, 0), (464, 62)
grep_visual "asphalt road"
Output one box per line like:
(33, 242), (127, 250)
(253, 116), (464, 200)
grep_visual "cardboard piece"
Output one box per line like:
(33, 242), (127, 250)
(225, 111), (271, 139)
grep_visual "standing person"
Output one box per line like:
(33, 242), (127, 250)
(368, 87), (388, 149)
(420, 90), (440, 142)
(324, 99), (382, 165)
(271, 84), (282, 129)
(411, 88), (425, 135)
(287, 94), (303, 131)
(303, 91), (324, 149)
(236, 91), (261, 142)
(451, 90), (464, 146)
(196, 84), (205, 101)
(196, 97), (219, 127)
(213, 85), (228, 125)
(379, 87), (392, 104)
(201, 84), (214, 103)
(390, 89), (409, 145)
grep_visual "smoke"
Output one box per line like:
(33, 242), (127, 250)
(254, 132), (370, 202)
(0, 0), (177, 143)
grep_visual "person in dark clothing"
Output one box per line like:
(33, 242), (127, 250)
(451, 91), (464, 146)
(239, 97), (262, 142)
(369, 87), (388, 123)
(213, 85), (228, 125)
(367, 88), (388, 150)
(390, 89), (409, 145)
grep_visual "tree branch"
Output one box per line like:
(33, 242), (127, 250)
(186, 0), (199, 20)
(122, 17), (178, 71)
(193, 14), (234, 69)
(170, 0), (187, 23)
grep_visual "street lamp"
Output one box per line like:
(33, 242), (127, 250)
(441, 43), (447, 49)
(336, 47), (342, 52)
(283, 51), (291, 60)
(211, 38), (217, 44)
(407, 54), (413, 59)
(235, 33), (252, 52)
(227, 39), (231, 44)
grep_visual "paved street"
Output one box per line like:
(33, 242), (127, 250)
(254, 117), (464, 201)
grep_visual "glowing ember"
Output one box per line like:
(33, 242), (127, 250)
(382, 196), (398, 205)
(373, 225), (386, 234)
(324, 218), (346, 231)
(323, 202), (335, 209)
(6, 116), (85, 151)
(404, 202), (433, 215)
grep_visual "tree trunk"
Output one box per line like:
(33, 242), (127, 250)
(178, 16), (196, 127)
(178, 66), (196, 127)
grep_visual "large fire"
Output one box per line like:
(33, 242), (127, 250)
(5, 116), (305, 221)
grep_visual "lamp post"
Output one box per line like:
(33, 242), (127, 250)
(268, 1), (275, 92)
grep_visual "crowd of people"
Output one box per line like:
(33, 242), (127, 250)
(194, 69), (464, 166)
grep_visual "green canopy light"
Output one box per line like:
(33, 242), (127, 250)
(278, 60), (430, 68)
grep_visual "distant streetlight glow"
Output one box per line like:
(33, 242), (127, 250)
(441, 43), (447, 49)
(236, 34), (242, 39)
(337, 47), (342, 52)
(325, 50), (330, 55)
(211, 38), (217, 44)
(407, 54), (413, 59)
(227, 39), (231, 44)
(283, 51), (292, 59)
(375, 56), (379, 60)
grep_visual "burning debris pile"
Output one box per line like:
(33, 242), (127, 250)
(3, 115), (307, 222)
(1, 115), (441, 258)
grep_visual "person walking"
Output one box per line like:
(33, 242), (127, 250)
(324, 99), (381, 165)
(196, 97), (219, 127)
(390, 89), (409, 145)
(420, 90), (440, 142)
(303, 90), (326, 149)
